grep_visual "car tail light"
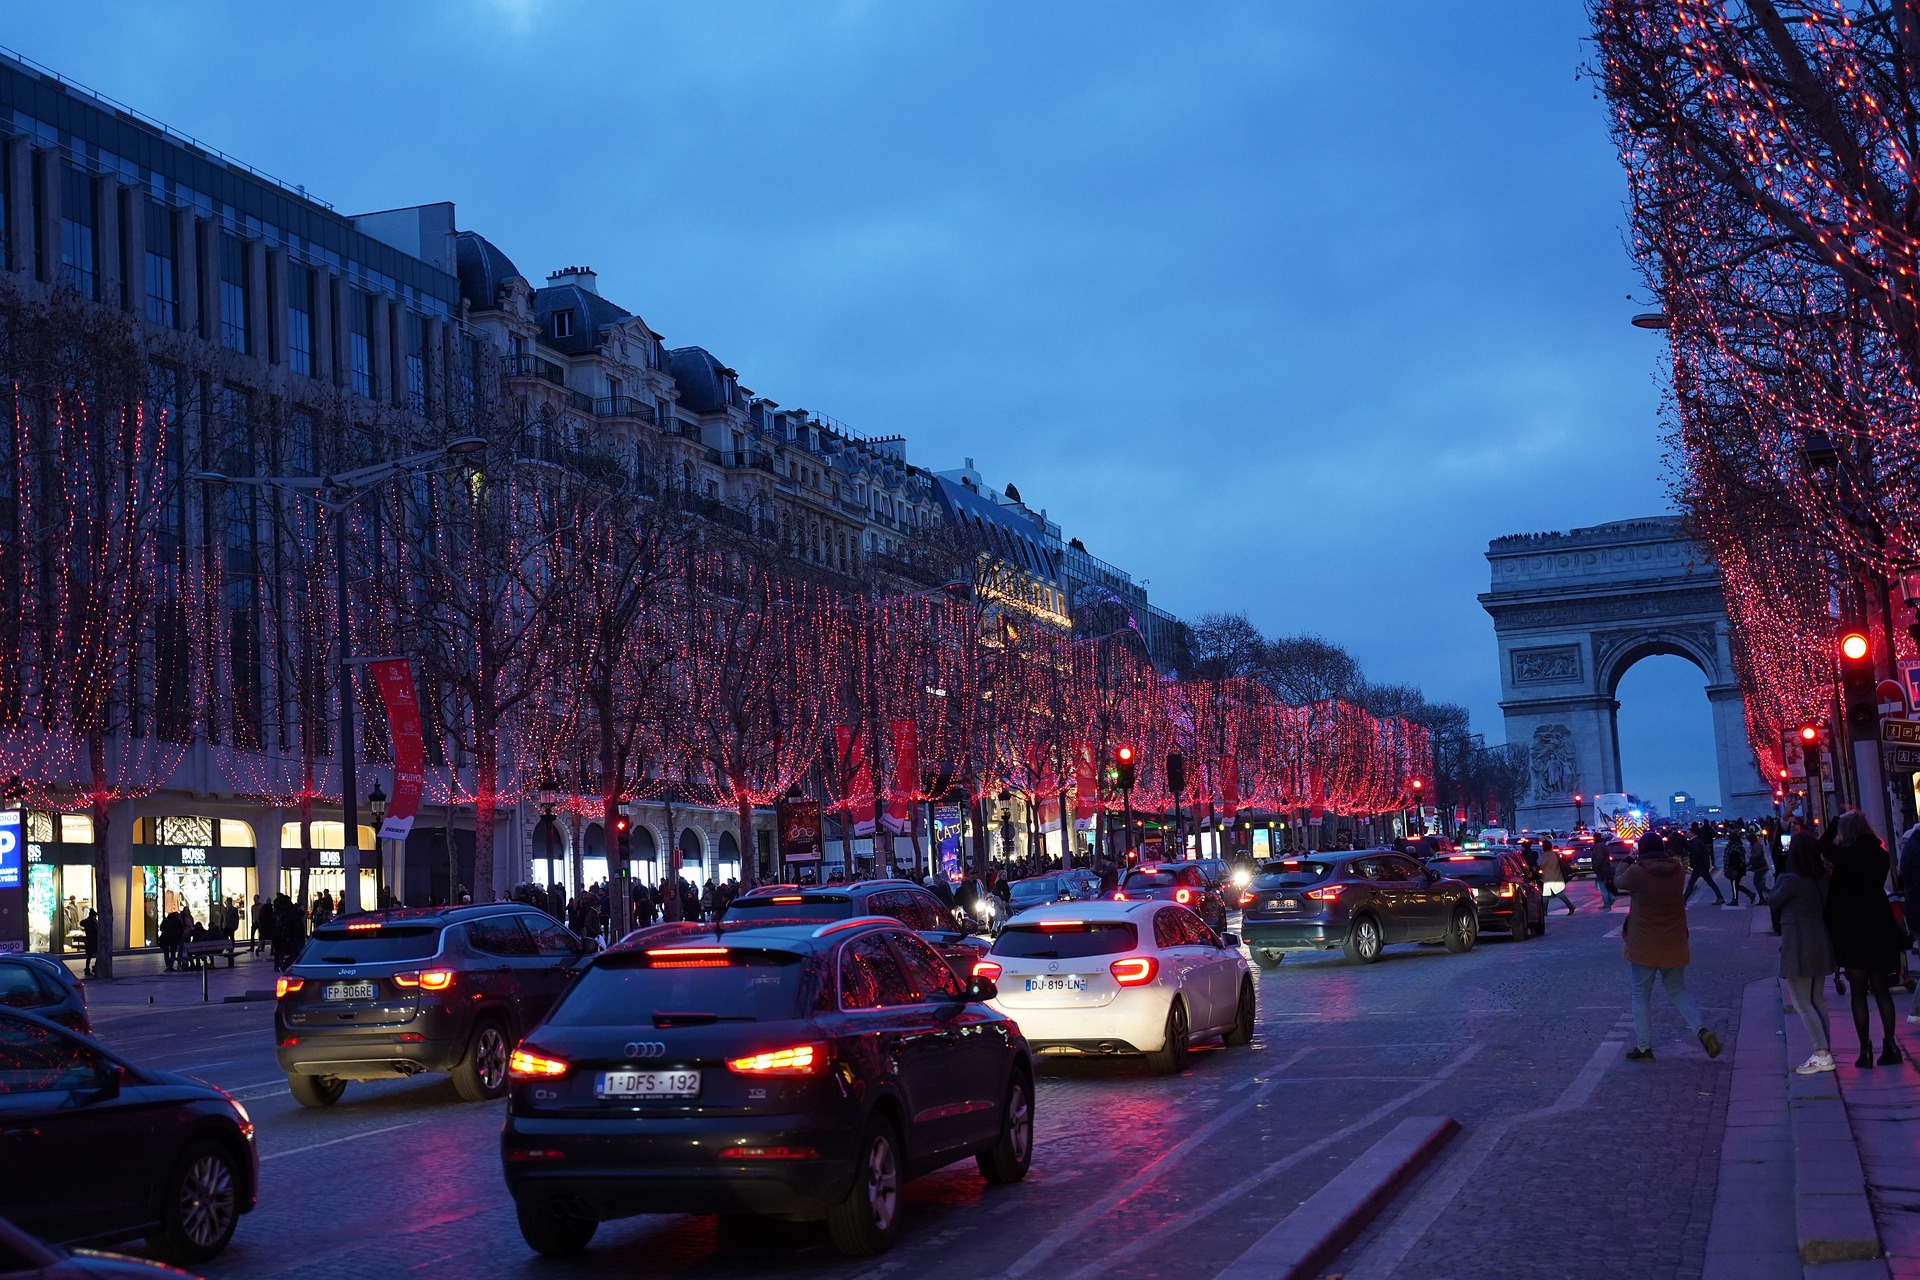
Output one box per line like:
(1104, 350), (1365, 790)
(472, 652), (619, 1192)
(347, 922), (381, 932)
(275, 977), (304, 998)
(1496, 884), (1515, 898)
(1238, 891), (1255, 906)
(720, 1145), (818, 1160)
(728, 1044), (827, 1075)
(973, 960), (1003, 981)
(771, 895), (805, 904)
(1112, 890), (1129, 901)
(509, 1048), (569, 1078)
(505, 1148), (568, 1162)
(1175, 888), (1195, 905)
(1304, 885), (1344, 901)
(646, 946), (731, 969)
(1037, 920), (1085, 931)
(1110, 956), (1159, 986)
(393, 969), (455, 991)
(279, 1036), (299, 1047)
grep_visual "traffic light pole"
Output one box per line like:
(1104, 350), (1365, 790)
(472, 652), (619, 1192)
(1123, 786), (1134, 860)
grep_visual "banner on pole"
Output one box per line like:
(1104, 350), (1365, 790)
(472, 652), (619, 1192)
(370, 659), (424, 840)
(1221, 759), (1240, 822)
(933, 804), (963, 880)
(1073, 740), (1100, 822)
(885, 721), (916, 834)
(833, 725), (877, 836)
(777, 798), (823, 863)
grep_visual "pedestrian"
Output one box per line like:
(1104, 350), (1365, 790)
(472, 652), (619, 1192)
(1593, 832), (1619, 910)
(1724, 830), (1758, 906)
(250, 895), (268, 955)
(1684, 825), (1728, 906)
(1770, 836), (1838, 1074)
(1899, 817), (1920, 1027)
(1748, 824), (1771, 898)
(1619, 831), (1723, 1062)
(79, 907), (98, 978)
(158, 907), (183, 973)
(1540, 842), (1574, 915)
(1824, 811), (1907, 1067)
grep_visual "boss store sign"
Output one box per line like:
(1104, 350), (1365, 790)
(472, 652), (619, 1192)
(132, 844), (257, 868)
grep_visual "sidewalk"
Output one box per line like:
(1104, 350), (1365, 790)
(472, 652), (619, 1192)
(1708, 905), (1920, 1278)
(62, 948), (280, 1021)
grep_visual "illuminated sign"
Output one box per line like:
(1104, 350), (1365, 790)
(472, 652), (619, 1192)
(319, 850), (343, 867)
(0, 811), (17, 889)
(179, 847), (207, 865)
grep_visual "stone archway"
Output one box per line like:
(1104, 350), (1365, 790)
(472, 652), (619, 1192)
(1481, 516), (1769, 829)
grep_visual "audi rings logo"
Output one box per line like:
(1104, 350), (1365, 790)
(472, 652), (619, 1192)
(623, 1041), (668, 1060)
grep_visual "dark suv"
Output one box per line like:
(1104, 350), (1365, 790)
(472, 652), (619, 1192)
(1115, 864), (1230, 933)
(502, 918), (1032, 1259)
(719, 880), (987, 980)
(275, 904), (592, 1107)
(1429, 851), (1545, 940)
(1237, 851), (1477, 967)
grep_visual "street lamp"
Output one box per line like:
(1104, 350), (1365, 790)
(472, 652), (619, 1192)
(193, 436), (486, 914)
(368, 780), (388, 905)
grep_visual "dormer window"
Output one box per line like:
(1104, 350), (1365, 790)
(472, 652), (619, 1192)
(553, 309), (574, 340)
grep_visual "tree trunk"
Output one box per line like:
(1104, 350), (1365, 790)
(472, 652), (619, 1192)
(87, 736), (114, 981)
(297, 788), (312, 916)
(662, 793), (681, 920)
(1059, 790), (1072, 869)
(472, 727), (498, 904)
(737, 796), (756, 892)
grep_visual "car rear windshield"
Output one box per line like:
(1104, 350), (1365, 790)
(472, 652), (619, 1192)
(549, 950), (805, 1024)
(991, 921), (1139, 959)
(1010, 878), (1058, 900)
(721, 895), (851, 924)
(1432, 856), (1504, 880)
(299, 926), (441, 964)
(1124, 871), (1178, 889)
(1253, 862), (1332, 887)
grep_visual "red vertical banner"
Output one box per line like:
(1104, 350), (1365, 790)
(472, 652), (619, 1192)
(833, 725), (877, 836)
(1221, 758), (1240, 822)
(1074, 740), (1099, 822)
(370, 660), (424, 840)
(885, 720), (917, 833)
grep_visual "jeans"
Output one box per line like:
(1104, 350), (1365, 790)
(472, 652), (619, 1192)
(1630, 963), (1706, 1050)
(1599, 879), (1617, 908)
(1784, 975), (1831, 1052)
(1684, 869), (1725, 902)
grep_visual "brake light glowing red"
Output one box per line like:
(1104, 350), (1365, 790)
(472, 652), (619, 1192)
(275, 977), (303, 998)
(646, 946), (730, 969)
(1304, 885), (1344, 901)
(1112, 890), (1129, 901)
(1237, 891), (1255, 906)
(508, 1048), (569, 1078)
(1110, 956), (1158, 986)
(1037, 920), (1086, 931)
(727, 1044), (826, 1075)
(973, 960), (1003, 981)
(1496, 884), (1515, 898)
(393, 969), (454, 990)
(347, 922), (381, 932)
(720, 1145), (818, 1160)
(771, 895), (805, 904)
(1175, 888), (1195, 905)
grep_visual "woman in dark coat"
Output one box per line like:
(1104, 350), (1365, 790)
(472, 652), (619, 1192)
(1769, 837), (1836, 1073)
(1824, 811), (1906, 1067)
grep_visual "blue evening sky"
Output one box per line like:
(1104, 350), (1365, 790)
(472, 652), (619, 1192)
(5, 2), (1721, 804)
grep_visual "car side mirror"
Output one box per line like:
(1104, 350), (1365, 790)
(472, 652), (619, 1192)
(84, 1063), (124, 1102)
(1219, 932), (1240, 948)
(964, 976), (998, 1003)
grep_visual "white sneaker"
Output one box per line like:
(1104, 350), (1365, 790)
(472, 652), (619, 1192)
(1797, 1051), (1837, 1074)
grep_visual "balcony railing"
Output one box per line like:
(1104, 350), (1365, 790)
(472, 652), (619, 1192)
(594, 396), (657, 423)
(500, 354), (566, 386)
(840, 493), (869, 516)
(567, 389), (593, 414)
(720, 449), (775, 473)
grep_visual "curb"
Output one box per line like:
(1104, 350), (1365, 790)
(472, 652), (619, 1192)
(1213, 1114), (1459, 1280)
(1784, 1009), (1887, 1267)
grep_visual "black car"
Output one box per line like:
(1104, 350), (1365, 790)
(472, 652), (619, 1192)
(275, 903), (593, 1107)
(719, 880), (988, 981)
(0, 955), (90, 1034)
(1006, 871), (1102, 916)
(502, 918), (1033, 1259)
(1237, 851), (1477, 967)
(0, 1007), (256, 1265)
(1115, 864), (1230, 933)
(0, 1216), (189, 1279)
(1429, 852), (1545, 939)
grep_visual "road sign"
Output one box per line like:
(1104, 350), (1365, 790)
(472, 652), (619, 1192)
(1884, 718), (1920, 747)
(1881, 680), (1912, 720)
(1886, 745), (1920, 772)
(1903, 661), (1920, 711)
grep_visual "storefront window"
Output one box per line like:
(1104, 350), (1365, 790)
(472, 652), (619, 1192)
(132, 816), (258, 948)
(279, 821), (376, 912)
(23, 811), (95, 955)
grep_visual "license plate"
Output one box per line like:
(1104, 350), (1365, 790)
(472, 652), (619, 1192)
(322, 981), (375, 1002)
(1278, 899), (1297, 909)
(1023, 975), (1087, 993)
(596, 1070), (701, 1099)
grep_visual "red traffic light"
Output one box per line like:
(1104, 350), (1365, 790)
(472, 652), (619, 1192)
(614, 816), (631, 834)
(1411, 779), (1424, 791)
(1799, 725), (1819, 742)
(1841, 632), (1871, 662)
(1116, 746), (1134, 763)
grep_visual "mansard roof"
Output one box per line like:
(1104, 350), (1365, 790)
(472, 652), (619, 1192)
(533, 283), (634, 356)
(667, 346), (739, 414)
(454, 231), (525, 311)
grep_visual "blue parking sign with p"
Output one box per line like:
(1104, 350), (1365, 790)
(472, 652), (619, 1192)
(0, 810), (19, 889)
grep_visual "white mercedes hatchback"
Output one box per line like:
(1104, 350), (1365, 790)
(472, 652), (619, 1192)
(976, 900), (1254, 1074)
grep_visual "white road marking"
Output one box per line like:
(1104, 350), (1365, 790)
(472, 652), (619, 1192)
(1002, 1048), (1311, 1279)
(1340, 1036), (1624, 1280)
(1055, 1041), (1483, 1280)
(261, 1120), (423, 1162)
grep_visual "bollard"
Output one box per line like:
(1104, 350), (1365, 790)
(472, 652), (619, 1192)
(202, 961), (209, 1003)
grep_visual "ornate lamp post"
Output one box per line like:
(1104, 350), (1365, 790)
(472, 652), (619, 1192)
(367, 781), (388, 906)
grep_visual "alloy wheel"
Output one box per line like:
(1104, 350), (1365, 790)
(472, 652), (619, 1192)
(1007, 1082), (1033, 1165)
(865, 1132), (900, 1232)
(1358, 920), (1380, 960)
(476, 1026), (508, 1091)
(177, 1153), (237, 1248)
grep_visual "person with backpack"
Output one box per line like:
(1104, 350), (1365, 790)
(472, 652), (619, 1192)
(1724, 829), (1759, 906)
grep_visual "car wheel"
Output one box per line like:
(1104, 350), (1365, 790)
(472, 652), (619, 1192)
(1252, 949), (1284, 969)
(1343, 916), (1383, 964)
(1510, 912), (1529, 941)
(1223, 979), (1256, 1046)
(452, 1017), (510, 1101)
(1444, 907), (1478, 953)
(148, 1139), (241, 1264)
(975, 1072), (1035, 1183)
(1144, 998), (1191, 1075)
(517, 1197), (597, 1257)
(287, 1072), (346, 1108)
(828, 1113), (904, 1256)
(1535, 910), (1547, 937)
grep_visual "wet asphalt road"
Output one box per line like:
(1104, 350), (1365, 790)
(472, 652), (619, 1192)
(85, 882), (1774, 1280)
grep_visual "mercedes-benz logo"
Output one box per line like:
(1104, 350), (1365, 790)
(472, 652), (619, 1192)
(1048, 961), (1059, 973)
(623, 1041), (667, 1059)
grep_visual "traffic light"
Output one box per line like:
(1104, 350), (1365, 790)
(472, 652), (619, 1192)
(1839, 629), (1878, 729)
(614, 814), (632, 860)
(1799, 724), (1822, 746)
(1113, 745), (1137, 791)
(1165, 751), (1186, 796)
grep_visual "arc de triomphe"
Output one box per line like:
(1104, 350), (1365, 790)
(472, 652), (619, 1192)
(1479, 516), (1771, 831)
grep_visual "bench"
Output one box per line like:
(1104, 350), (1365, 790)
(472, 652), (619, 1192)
(182, 938), (239, 970)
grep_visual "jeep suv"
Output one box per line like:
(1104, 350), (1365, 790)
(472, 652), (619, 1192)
(274, 904), (591, 1107)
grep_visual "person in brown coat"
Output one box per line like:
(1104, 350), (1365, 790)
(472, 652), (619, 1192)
(1619, 831), (1723, 1062)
